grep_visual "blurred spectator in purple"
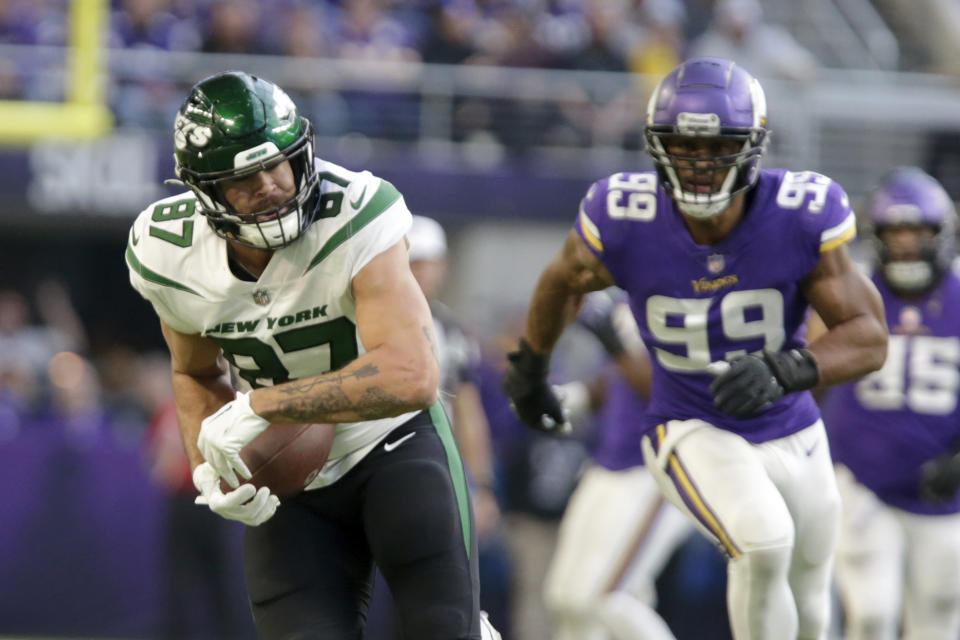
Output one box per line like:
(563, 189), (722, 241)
(110, 0), (200, 51)
(335, 0), (421, 62)
(572, 0), (685, 148)
(565, 0), (630, 72)
(628, 0), (686, 81)
(420, 0), (479, 64)
(271, 3), (350, 137)
(332, 0), (423, 140)
(687, 0), (818, 82)
(0, 282), (86, 383)
(201, 0), (268, 54)
(44, 351), (112, 443)
(0, 0), (66, 46)
(0, 282), (88, 434)
(108, 0), (201, 127)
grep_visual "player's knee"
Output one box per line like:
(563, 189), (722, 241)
(727, 500), (794, 553)
(737, 544), (793, 585)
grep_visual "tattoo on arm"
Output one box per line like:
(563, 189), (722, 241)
(355, 387), (408, 419)
(274, 387), (354, 422)
(274, 363), (379, 395)
(274, 385), (407, 421)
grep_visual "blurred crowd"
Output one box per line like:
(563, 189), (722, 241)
(0, 0), (822, 150)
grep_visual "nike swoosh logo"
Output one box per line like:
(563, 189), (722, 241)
(805, 438), (819, 457)
(131, 228), (140, 245)
(349, 185), (367, 210)
(383, 432), (415, 452)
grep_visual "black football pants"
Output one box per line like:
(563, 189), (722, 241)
(242, 404), (482, 639)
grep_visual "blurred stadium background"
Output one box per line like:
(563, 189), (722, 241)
(2, 0), (960, 638)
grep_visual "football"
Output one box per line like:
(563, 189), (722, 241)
(220, 422), (336, 500)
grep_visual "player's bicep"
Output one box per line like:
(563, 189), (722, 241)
(802, 246), (884, 330)
(352, 240), (436, 369)
(557, 228), (616, 294)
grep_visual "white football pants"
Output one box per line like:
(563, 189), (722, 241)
(641, 419), (840, 640)
(834, 465), (960, 640)
(544, 464), (693, 640)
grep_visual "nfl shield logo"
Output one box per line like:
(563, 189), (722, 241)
(899, 306), (922, 332)
(706, 254), (725, 274)
(252, 289), (270, 305)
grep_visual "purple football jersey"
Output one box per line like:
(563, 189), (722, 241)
(575, 169), (856, 443)
(593, 374), (648, 471)
(823, 272), (960, 515)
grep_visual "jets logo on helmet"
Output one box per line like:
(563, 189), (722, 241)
(644, 57), (769, 219)
(173, 113), (212, 150)
(172, 71), (321, 250)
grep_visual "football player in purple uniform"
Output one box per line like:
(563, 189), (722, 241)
(501, 57), (888, 640)
(820, 167), (960, 640)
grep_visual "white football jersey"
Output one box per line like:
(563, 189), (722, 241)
(127, 159), (416, 487)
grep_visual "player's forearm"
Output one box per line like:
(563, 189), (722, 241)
(452, 384), (496, 487)
(613, 351), (653, 399)
(250, 342), (438, 424)
(524, 259), (584, 355)
(171, 369), (236, 470)
(807, 313), (888, 386)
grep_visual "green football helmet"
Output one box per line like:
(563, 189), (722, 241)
(173, 71), (321, 249)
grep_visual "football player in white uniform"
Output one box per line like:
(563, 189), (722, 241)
(126, 71), (499, 640)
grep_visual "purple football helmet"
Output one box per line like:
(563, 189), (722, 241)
(869, 166), (957, 295)
(644, 57), (769, 219)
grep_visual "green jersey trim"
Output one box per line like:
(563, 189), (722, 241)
(125, 243), (203, 297)
(305, 180), (402, 273)
(429, 401), (473, 557)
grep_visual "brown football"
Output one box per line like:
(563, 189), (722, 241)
(220, 423), (336, 500)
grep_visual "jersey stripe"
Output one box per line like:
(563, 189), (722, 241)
(305, 180), (402, 273)
(820, 211), (857, 253)
(125, 243), (203, 297)
(429, 402), (473, 557)
(579, 208), (603, 252)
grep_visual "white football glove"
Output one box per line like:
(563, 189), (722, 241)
(192, 462), (279, 526)
(198, 390), (270, 488)
(553, 381), (591, 425)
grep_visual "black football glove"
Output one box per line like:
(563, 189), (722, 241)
(576, 290), (626, 357)
(709, 349), (820, 418)
(921, 454), (960, 502)
(501, 338), (570, 435)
